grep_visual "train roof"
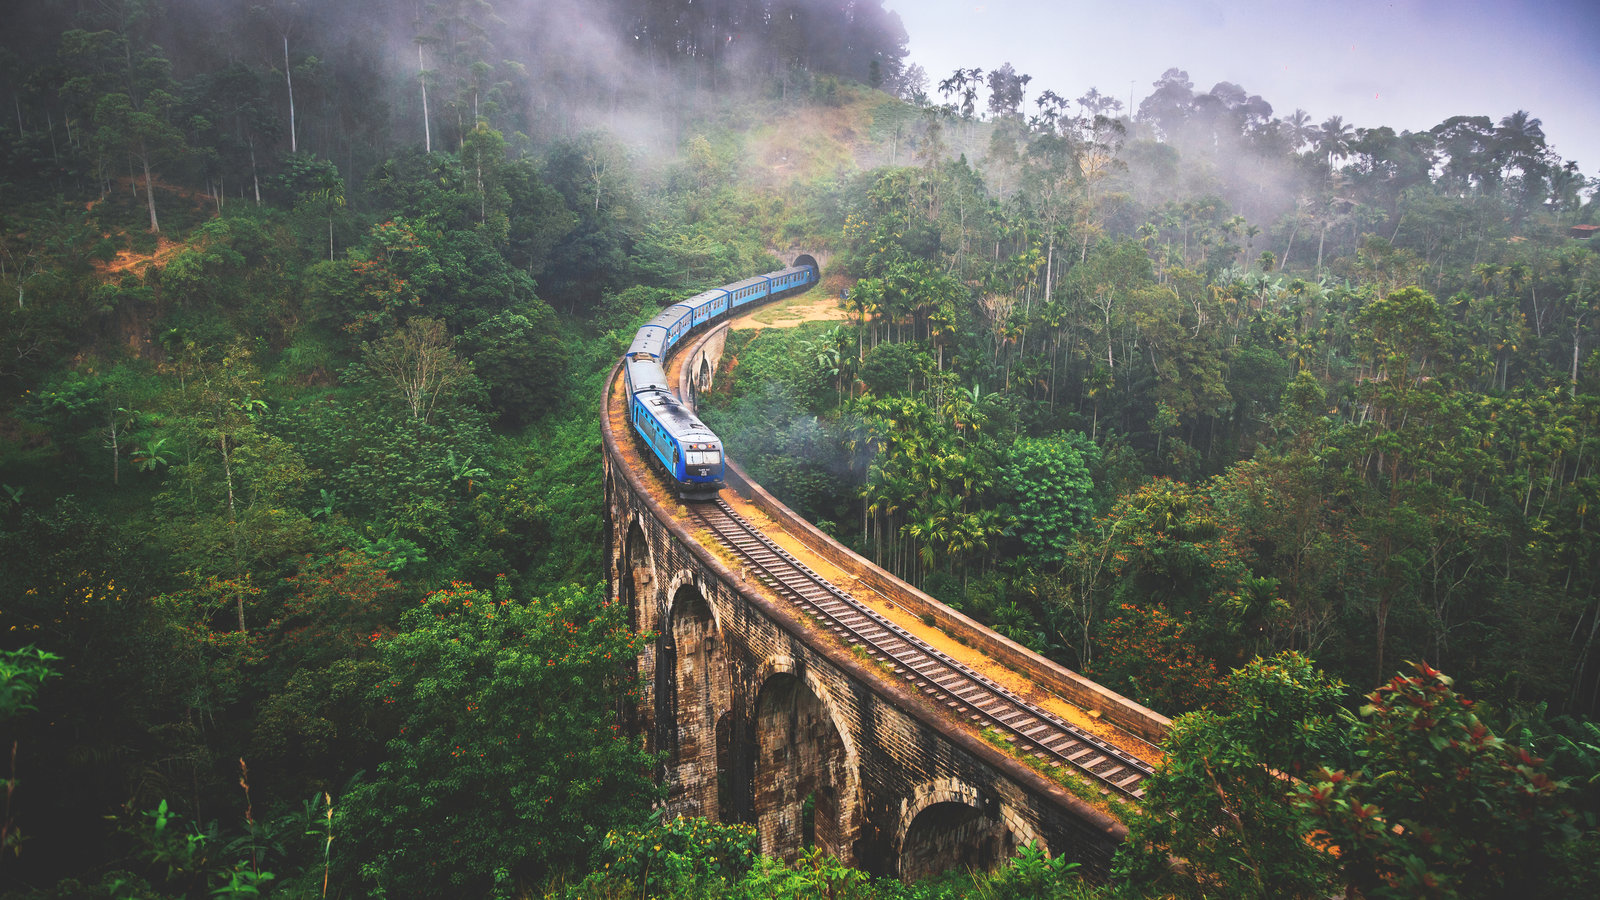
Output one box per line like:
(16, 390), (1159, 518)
(769, 264), (812, 279)
(639, 391), (720, 443)
(645, 304), (693, 330)
(625, 356), (670, 394)
(628, 326), (667, 358)
(679, 288), (729, 310)
(724, 274), (770, 293)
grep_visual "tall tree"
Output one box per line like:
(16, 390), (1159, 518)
(249, 0), (309, 153)
(359, 317), (474, 426)
(1318, 115), (1354, 173)
(984, 62), (1030, 120)
(59, 28), (188, 231)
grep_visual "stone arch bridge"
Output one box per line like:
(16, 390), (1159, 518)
(603, 321), (1169, 880)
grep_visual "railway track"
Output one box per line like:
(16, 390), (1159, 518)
(687, 497), (1155, 801)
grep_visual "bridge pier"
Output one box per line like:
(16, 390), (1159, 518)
(664, 581), (730, 819)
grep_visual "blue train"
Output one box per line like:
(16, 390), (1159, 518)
(624, 256), (819, 498)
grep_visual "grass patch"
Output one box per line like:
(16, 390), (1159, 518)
(979, 728), (1135, 823)
(849, 642), (900, 678)
(695, 528), (743, 571)
(738, 287), (843, 326)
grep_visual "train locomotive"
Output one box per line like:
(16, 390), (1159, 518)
(624, 256), (819, 498)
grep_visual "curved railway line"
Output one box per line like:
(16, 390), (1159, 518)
(687, 496), (1157, 802)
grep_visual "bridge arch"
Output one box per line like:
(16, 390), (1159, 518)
(695, 355), (713, 399)
(750, 657), (860, 862)
(662, 581), (731, 819)
(620, 519), (654, 636)
(662, 569), (706, 617)
(895, 778), (1041, 882)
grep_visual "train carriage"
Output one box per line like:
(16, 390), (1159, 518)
(724, 275), (772, 310)
(623, 256), (817, 498)
(627, 324), (669, 360)
(766, 264), (813, 296)
(623, 354), (671, 396)
(627, 390), (725, 497)
(636, 303), (695, 357)
(681, 288), (731, 328)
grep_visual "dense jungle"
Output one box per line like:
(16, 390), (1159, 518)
(1, 1), (1597, 897)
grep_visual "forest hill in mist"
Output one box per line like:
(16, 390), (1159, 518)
(1, 0), (1599, 897)
(1, 0), (913, 184)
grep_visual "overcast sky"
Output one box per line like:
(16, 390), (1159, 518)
(893, 0), (1600, 171)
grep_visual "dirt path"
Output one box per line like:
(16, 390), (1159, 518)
(100, 236), (185, 275)
(727, 290), (850, 331)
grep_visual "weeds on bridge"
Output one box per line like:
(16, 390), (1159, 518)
(980, 728), (1133, 822)
(848, 642), (900, 680)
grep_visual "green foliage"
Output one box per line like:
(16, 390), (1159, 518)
(593, 285), (681, 334)
(999, 432), (1099, 562)
(100, 790), (339, 900)
(1294, 663), (1578, 898)
(156, 341), (317, 619)
(1061, 478), (1283, 685)
(978, 841), (1088, 900)
(461, 301), (569, 428)
(0, 646), (58, 722)
(1114, 652), (1348, 899)
(118, 799), (222, 894)
(274, 379), (503, 582)
(850, 391), (1003, 589)
(562, 822), (1097, 900)
(1119, 655), (1592, 900)
(338, 581), (658, 896)
(568, 817), (760, 897)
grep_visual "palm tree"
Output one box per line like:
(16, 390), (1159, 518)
(1472, 262), (1502, 294)
(1495, 110), (1550, 226)
(1284, 108), (1314, 151)
(1318, 115), (1353, 172)
(1494, 110), (1545, 172)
